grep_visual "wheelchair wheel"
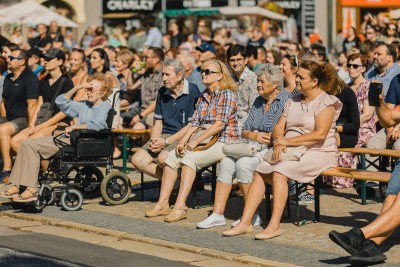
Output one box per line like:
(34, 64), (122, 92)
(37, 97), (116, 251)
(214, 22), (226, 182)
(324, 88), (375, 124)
(76, 165), (104, 198)
(60, 189), (83, 211)
(36, 184), (55, 209)
(100, 171), (132, 205)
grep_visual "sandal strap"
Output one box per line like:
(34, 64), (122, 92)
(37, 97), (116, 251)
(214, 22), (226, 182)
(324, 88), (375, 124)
(25, 187), (38, 196)
(172, 206), (188, 211)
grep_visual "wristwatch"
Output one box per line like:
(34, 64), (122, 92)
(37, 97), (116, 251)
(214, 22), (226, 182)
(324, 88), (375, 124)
(138, 113), (144, 119)
(165, 138), (169, 145)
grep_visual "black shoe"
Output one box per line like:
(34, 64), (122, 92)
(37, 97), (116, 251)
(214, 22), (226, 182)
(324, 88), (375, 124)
(349, 239), (386, 266)
(329, 228), (365, 255)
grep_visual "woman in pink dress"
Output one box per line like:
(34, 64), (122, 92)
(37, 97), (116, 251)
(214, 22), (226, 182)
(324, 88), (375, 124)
(222, 59), (343, 239)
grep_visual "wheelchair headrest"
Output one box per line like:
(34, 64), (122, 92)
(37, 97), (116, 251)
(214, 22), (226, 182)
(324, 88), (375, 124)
(106, 109), (116, 129)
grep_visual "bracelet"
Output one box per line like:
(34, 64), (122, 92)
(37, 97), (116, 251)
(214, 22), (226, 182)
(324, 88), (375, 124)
(165, 138), (169, 145)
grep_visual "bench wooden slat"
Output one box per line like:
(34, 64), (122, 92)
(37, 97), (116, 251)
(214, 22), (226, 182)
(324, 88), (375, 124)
(112, 129), (151, 134)
(338, 147), (400, 158)
(321, 167), (390, 183)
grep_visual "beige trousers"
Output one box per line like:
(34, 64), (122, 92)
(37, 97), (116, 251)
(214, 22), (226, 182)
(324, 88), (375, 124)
(165, 142), (225, 172)
(9, 136), (70, 188)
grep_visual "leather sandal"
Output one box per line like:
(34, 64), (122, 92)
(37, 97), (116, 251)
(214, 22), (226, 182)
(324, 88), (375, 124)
(164, 206), (188, 223)
(12, 188), (38, 203)
(144, 202), (171, 218)
(0, 186), (19, 199)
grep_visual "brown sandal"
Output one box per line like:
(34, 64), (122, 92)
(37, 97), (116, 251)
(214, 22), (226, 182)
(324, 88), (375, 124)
(164, 206), (188, 223)
(0, 186), (19, 199)
(13, 188), (38, 203)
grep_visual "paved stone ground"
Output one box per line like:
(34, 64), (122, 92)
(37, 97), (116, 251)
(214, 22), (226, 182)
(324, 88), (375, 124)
(1, 159), (400, 266)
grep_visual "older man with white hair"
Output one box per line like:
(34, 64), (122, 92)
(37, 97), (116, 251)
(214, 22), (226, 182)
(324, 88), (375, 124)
(176, 51), (206, 93)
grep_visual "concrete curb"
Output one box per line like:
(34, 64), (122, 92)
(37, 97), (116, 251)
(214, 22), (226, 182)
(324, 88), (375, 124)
(2, 211), (298, 267)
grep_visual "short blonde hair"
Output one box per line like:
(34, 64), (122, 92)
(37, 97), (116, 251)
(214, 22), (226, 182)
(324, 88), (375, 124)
(201, 60), (237, 92)
(87, 72), (113, 101)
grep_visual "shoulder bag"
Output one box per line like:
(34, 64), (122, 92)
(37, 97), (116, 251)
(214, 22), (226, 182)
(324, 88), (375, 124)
(36, 77), (65, 125)
(186, 123), (219, 152)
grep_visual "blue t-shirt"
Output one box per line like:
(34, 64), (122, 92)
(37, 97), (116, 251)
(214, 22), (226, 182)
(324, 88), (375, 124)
(385, 75), (400, 105)
(154, 80), (200, 135)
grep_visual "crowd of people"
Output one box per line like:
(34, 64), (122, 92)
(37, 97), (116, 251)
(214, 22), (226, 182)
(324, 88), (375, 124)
(0, 16), (400, 265)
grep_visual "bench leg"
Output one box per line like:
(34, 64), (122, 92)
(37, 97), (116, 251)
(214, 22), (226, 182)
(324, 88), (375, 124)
(265, 184), (272, 221)
(140, 171), (144, 201)
(211, 163), (217, 204)
(314, 176), (321, 222)
(360, 180), (367, 205)
(295, 182), (300, 226)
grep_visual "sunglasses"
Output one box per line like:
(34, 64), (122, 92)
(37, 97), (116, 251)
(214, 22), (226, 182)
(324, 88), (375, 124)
(347, 63), (363, 69)
(200, 69), (219, 76)
(8, 55), (22, 61)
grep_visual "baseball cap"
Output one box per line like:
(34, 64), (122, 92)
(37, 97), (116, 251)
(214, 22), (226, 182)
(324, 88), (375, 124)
(196, 42), (216, 54)
(27, 47), (43, 58)
(42, 48), (66, 62)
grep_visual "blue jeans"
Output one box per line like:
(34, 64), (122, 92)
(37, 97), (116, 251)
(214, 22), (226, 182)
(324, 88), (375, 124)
(387, 158), (400, 196)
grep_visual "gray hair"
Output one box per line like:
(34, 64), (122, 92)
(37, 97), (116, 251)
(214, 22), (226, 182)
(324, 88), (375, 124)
(255, 63), (284, 90)
(163, 58), (185, 75)
(176, 52), (195, 69)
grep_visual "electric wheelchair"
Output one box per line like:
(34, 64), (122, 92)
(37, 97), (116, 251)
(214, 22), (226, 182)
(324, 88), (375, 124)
(26, 91), (131, 211)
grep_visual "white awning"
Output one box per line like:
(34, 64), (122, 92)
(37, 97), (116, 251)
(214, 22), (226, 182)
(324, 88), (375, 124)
(219, 6), (288, 21)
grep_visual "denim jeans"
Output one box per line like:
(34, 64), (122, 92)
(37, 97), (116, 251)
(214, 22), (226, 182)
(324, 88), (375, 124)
(387, 158), (400, 196)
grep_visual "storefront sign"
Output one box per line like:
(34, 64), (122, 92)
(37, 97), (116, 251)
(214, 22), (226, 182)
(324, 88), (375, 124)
(103, 0), (161, 13)
(342, 0), (400, 6)
(275, 0), (301, 10)
(302, 0), (315, 36)
(166, 0), (229, 9)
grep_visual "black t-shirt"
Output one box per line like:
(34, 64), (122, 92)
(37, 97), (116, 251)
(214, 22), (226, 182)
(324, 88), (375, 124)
(2, 68), (39, 120)
(49, 32), (64, 44)
(39, 74), (74, 115)
(30, 35), (52, 49)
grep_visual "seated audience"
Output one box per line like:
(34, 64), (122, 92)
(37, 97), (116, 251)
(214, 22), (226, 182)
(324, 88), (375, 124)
(144, 60), (238, 222)
(131, 59), (200, 179)
(196, 63), (289, 229)
(0, 73), (112, 201)
(222, 59), (342, 239)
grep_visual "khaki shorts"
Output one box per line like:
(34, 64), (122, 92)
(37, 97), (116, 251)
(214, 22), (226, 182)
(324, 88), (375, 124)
(165, 142), (225, 172)
(141, 134), (179, 160)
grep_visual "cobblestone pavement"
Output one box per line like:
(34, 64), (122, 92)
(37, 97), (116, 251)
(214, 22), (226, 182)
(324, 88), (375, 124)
(1, 159), (399, 266)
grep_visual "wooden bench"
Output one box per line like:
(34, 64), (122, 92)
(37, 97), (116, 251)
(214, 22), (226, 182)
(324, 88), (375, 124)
(265, 166), (391, 226)
(112, 128), (151, 173)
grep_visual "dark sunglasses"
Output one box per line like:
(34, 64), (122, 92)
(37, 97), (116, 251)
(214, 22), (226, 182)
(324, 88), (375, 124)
(347, 63), (362, 69)
(8, 55), (22, 61)
(200, 69), (219, 76)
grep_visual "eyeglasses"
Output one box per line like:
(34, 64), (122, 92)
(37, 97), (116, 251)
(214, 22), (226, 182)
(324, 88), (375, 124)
(229, 57), (245, 63)
(347, 63), (363, 69)
(8, 55), (22, 61)
(201, 69), (219, 76)
(287, 53), (298, 67)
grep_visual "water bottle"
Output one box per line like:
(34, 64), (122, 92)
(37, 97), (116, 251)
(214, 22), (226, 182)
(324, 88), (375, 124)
(132, 61), (146, 73)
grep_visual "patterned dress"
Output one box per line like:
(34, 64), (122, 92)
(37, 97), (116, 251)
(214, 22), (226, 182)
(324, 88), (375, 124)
(325, 80), (376, 188)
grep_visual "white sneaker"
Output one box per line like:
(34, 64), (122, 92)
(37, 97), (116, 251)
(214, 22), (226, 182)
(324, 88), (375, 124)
(231, 213), (263, 227)
(196, 212), (226, 229)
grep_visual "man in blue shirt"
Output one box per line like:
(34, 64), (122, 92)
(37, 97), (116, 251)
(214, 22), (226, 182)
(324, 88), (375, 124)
(131, 58), (200, 183)
(364, 43), (400, 97)
(143, 18), (162, 49)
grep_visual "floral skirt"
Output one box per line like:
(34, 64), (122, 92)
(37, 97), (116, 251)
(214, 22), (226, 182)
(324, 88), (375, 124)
(324, 127), (375, 188)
